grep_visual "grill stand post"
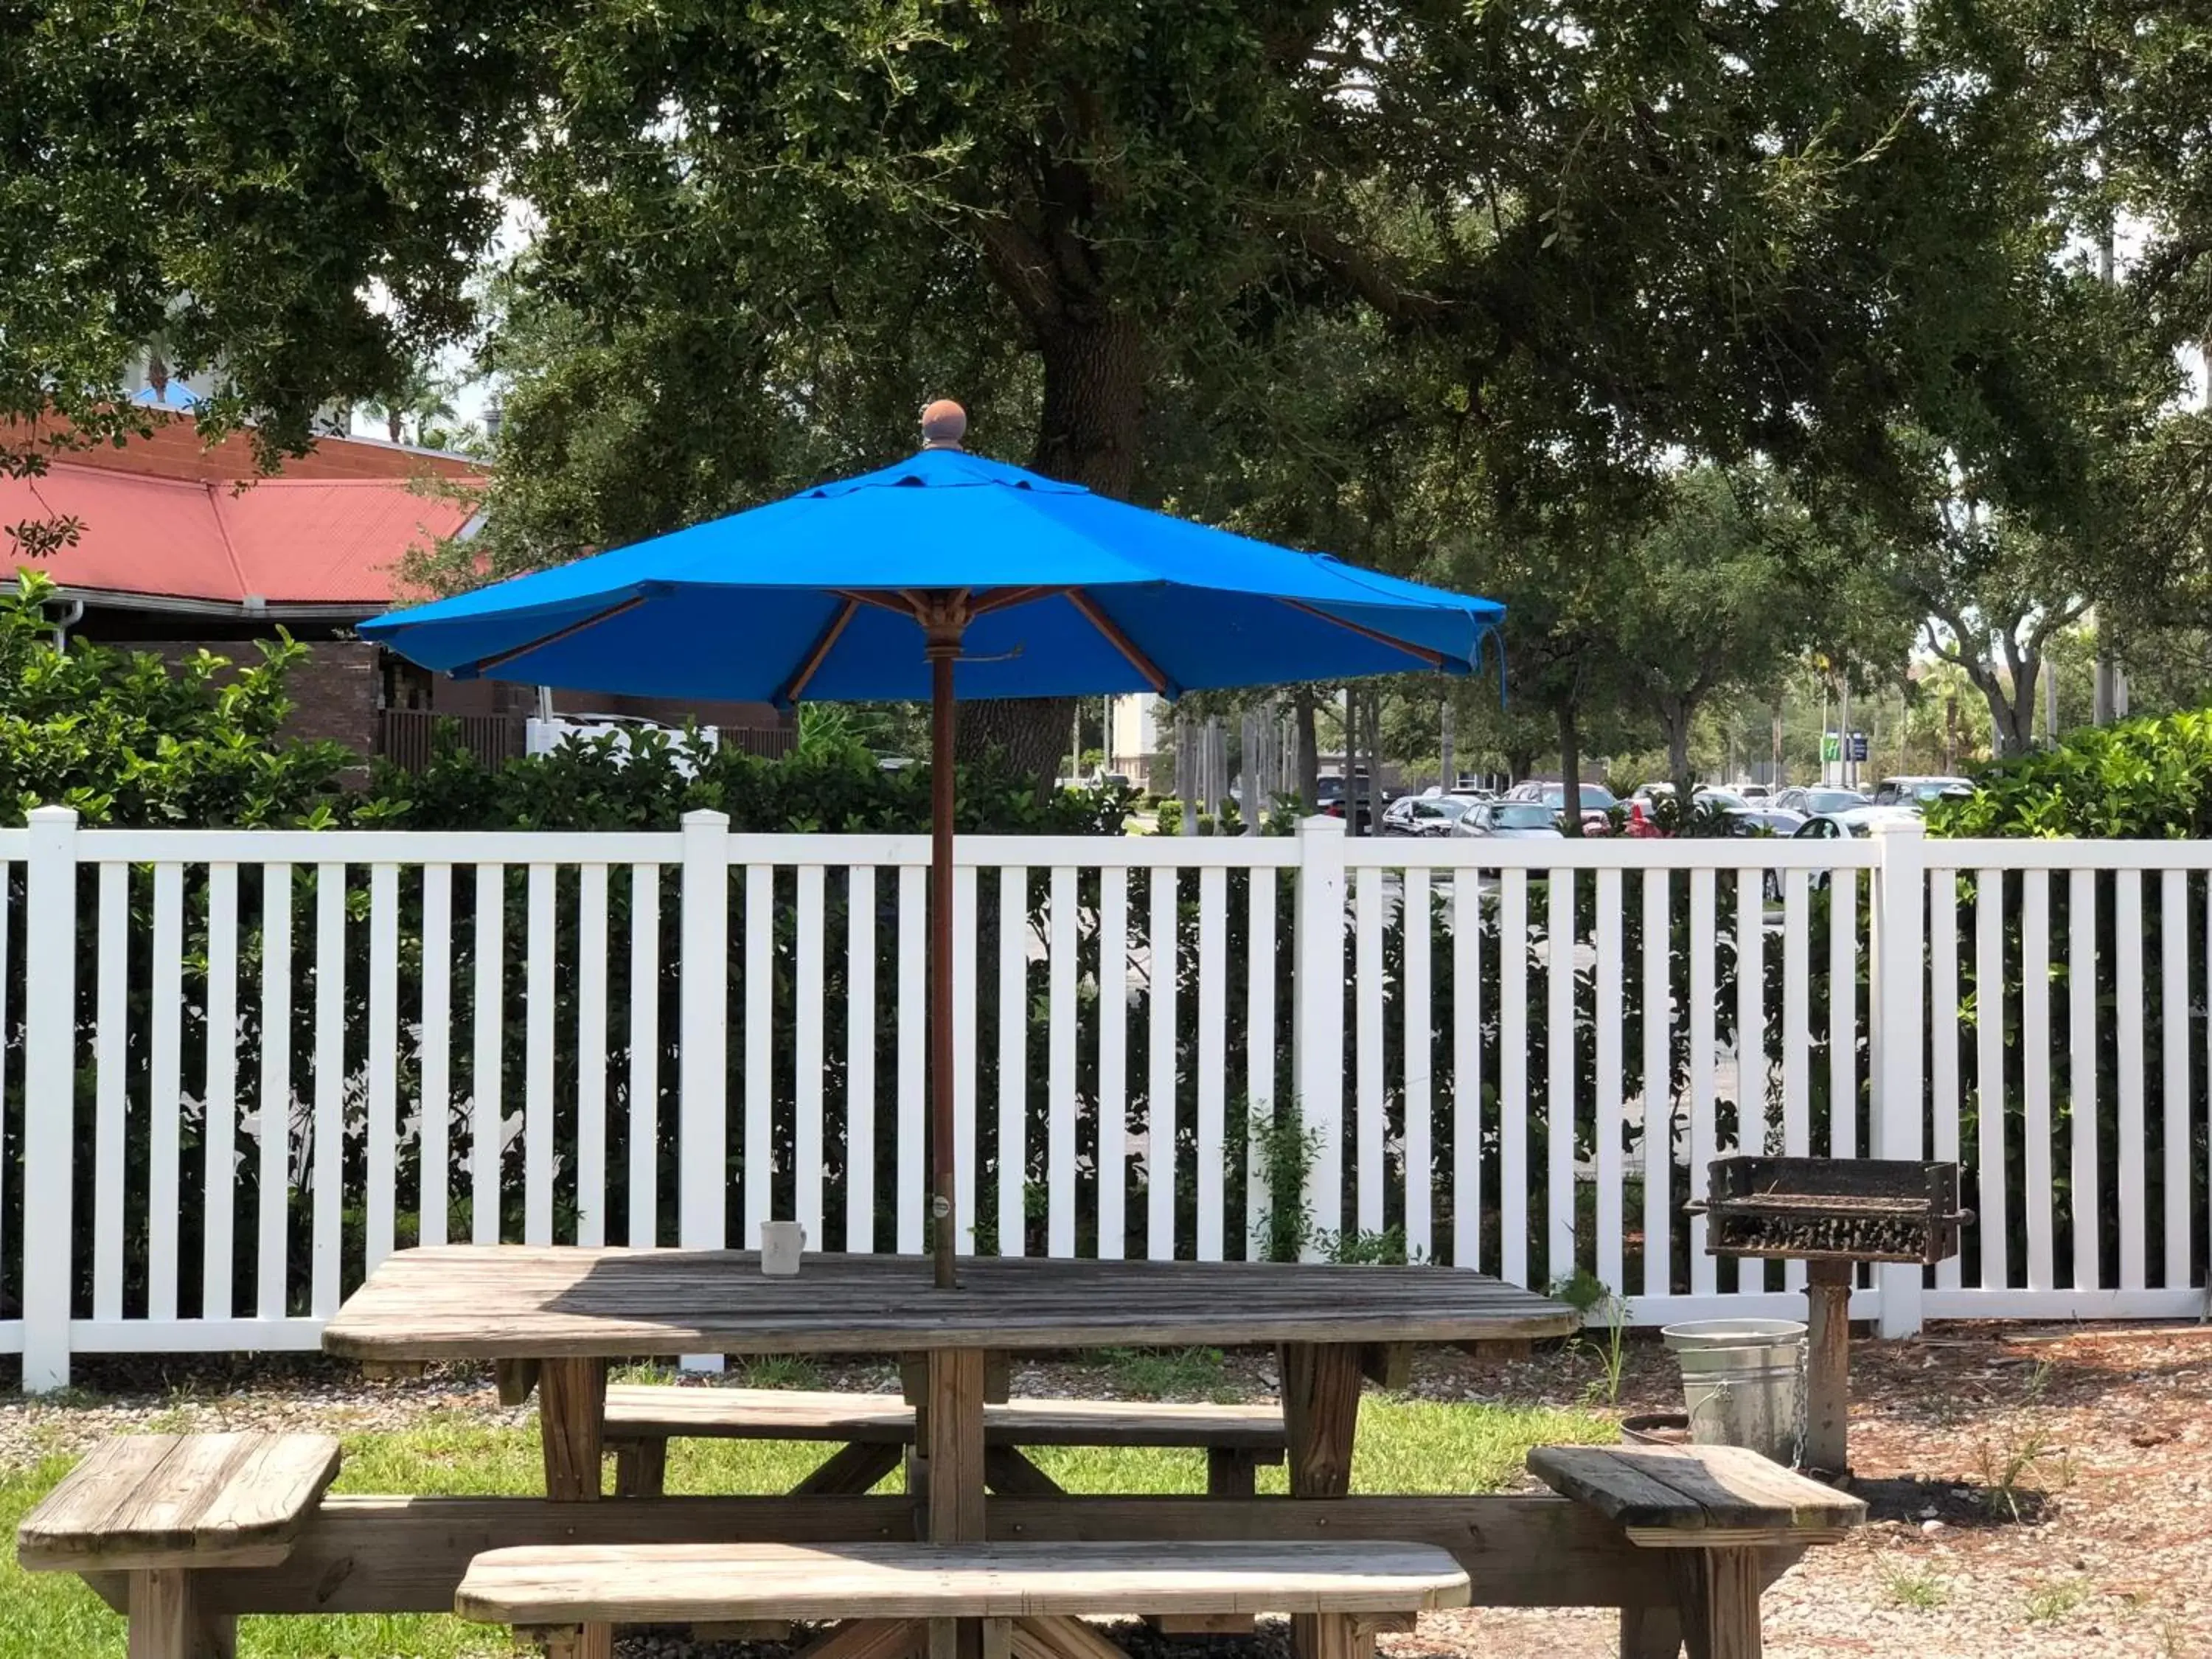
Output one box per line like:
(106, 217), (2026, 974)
(1802, 1260), (1852, 1478)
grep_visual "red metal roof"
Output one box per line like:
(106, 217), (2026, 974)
(1, 462), (479, 609)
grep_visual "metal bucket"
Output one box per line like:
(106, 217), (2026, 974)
(1660, 1318), (1806, 1465)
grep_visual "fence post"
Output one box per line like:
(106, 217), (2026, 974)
(677, 808), (730, 1372)
(21, 807), (79, 1392)
(1870, 815), (1926, 1338)
(1293, 813), (1346, 1259)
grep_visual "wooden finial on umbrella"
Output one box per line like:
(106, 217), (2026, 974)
(921, 400), (967, 450)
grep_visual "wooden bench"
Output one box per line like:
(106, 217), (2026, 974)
(455, 1538), (1471, 1659)
(599, 1385), (1287, 1501)
(16, 1432), (342, 1659)
(1527, 1444), (1865, 1659)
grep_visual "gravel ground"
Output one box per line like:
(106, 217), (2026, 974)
(7, 1324), (2208, 1658)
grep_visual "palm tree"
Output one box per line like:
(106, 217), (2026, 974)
(363, 364), (457, 445)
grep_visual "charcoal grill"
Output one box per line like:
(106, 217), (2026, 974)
(1686, 1156), (1969, 1477)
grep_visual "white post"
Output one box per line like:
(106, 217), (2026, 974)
(1870, 816), (1926, 1338)
(678, 808), (730, 1371)
(21, 807), (79, 1392)
(1293, 814), (1346, 1259)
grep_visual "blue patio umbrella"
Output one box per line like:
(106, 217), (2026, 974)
(362, 402), (1503, 1286)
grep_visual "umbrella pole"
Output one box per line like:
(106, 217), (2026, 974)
(928, 632), (960, 1290)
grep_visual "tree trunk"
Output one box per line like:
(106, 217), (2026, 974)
(1665, 700), (1695, 812)
(1294, 688), (1320, 809)
(960, 310), (1147, 787)
(1557, 701), (1584, 838)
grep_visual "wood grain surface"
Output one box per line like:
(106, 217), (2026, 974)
(453, 1541), (1473, 1626)
(322, 1250), (1578, 1360)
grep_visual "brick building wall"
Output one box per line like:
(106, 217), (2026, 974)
(121, 637), (382, 756)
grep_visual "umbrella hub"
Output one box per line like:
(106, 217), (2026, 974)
(914, 590), (973, 657)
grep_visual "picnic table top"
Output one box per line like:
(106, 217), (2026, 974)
(321, 1248), (1579, 1360)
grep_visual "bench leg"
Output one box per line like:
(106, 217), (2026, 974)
(1621, 1603), (1685, 1659)
(128, 1569), (232, 1659)
(611, 1436), (668, 1498)
(538, 1357), (611, 1659)
(1305, 1612), (1374, 1659)
(1670, 1548), (1762, 1659)
(1206, 1445), (1259, 1498)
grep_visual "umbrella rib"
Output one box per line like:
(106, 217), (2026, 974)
(779, 597), (860, 705)
(968, 585), (1064, 616)
(835, 589), (922, 620)
(1066, 591), (1168, 692)
(462, 594), (650, 677)
(1277, 598), (1449, 667)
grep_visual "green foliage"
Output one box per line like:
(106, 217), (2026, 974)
(1930, 712), (2212, 839)
(1097, 1346), (1231, 1402)
(0, 574), (352, 827)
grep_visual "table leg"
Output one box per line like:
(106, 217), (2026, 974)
(1281, 1342), (1363, 1659)
(537, 1357), (610, 1659)
(923, 1347), (988, 1659)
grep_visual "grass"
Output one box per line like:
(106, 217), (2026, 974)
(2024, 1576), (2091, 1624)
(1094, 1346), (1233, 1401)
(1882, 1565), (1947, 1610)
(0, 1393), (1613, 1658)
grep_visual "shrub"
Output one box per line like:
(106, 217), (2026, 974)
(1928, 711), (2212, 839)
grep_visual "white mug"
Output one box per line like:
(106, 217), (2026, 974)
(760, 1220), (807, 1276)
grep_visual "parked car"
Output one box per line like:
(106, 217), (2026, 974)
(1623, 784), (1746, 836)
(1773, 786), (1869, 815)
(1738, 783), (1773, 802)
(1766, 804), (1921, 897)
(1455, 800), (1565, 839)
(1506, 781), (1618, 834)
(1725, 806), (1806, 838)
(1870, 774), (1974, 809)
(1380, 795), (1472, 836)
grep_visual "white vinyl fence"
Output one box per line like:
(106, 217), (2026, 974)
(1, 807), (2205, 1391)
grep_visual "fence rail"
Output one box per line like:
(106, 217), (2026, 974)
(4, 807), (2205, 1391)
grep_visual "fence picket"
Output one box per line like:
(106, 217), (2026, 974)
(1930, 869), (1961, 1293)
(1781, 869), (1810, 1294)
(311, 863), (345, 1318)
(953, 865), (978, 1253)
(1593, 868), (1622, 1300)
(1098, 867), (1129, 1261)
(1245, 866), (1276, 1260)
(1733, 868), (1764, 1296)
(1355, 864), (1385, 1239)
(1147, 868), (1178, 1260)
(1687, 869), (1717, 1297)
(366, 863), (400, 1270)
(846, 866), (876, 1253)
(2115, 870), (2146, 1290)
(897, 865), (927, 1253)
(998, 864), (1028, 1257)
(1049, 866), (1079, 1258)
(1641, 869), (1670, 1303)
(1403, 867), (1433, 1264)
(2070, 869), (2101, 1290)
(420, 866), (451, 1249)
(2022, 872), (2054, 1290)
(796, 862), (826, 1245)
(1453, 866), (1482, 1274)
(577, 863), (609, 1248)
(1499, 869), (1528, 1287)
(1829, 869), (1858, 1159)
(524, 863), (556, 1246)
(1975, 871), (2008, 1291)
(2163, 870), (2190, 1290)
(148, 863), (184, 1321)
(472, 863), (504, 1245)
(201, 864), (238, 1321)
(1196, 865), (1227, 1262)
(257, 866), (292, 1318)
(745, 863), (775, 1248)
(627, 864), (660, 1248)
(1547, 869), (1576, 1287)
(94, 863), (128, 1321)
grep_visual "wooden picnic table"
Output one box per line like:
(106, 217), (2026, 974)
(323, 1248), (1579, 1659)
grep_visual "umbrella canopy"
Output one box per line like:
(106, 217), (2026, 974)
(361, 403), (1504, 1287)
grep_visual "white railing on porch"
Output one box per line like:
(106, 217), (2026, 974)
(3, 807), (2206, 1391)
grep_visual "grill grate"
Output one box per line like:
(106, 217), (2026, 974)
(1686, 1157), (1970, 1267)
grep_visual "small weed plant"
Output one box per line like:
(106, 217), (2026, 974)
(1883, 1566), (1947, 1610)
(1099, 1346), (1231, 1401)
(2025, 1578), (2090, 1624)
